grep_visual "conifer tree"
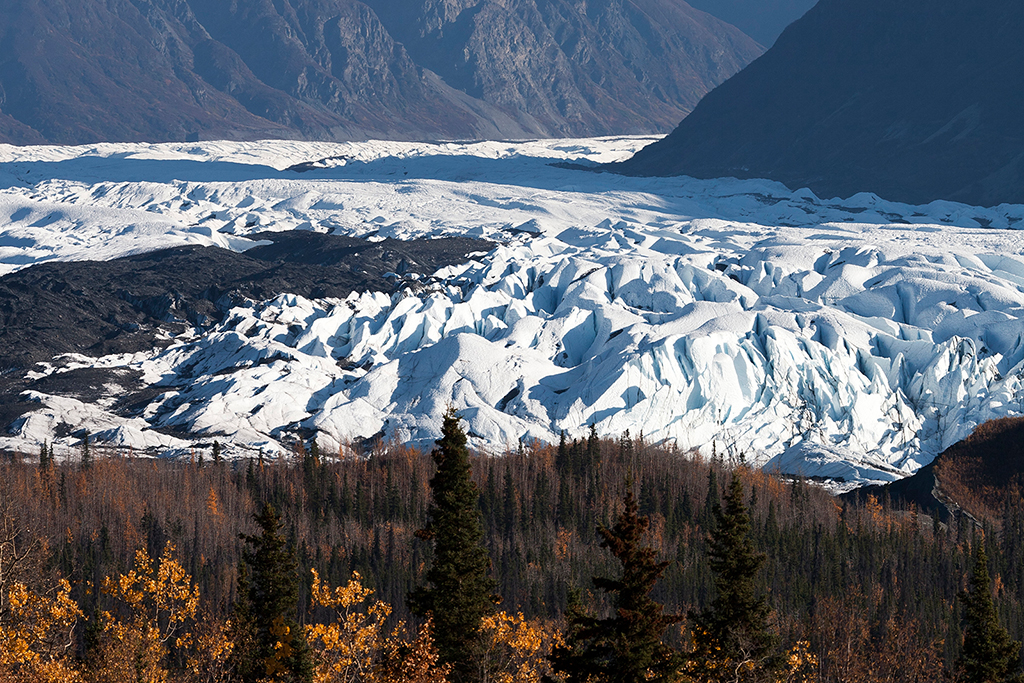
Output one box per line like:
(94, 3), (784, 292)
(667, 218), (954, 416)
(38, 441), (50, 475)
(236, 503), (313, 683)
(80, 430), (91, 471)
(549, 482), (682, 683)
(556, 430), (569, 471)
(587, 424), (601, 469)
(303, 440), (321, 490)
(212, 440), (222, 465)
(409, 408), (498, 683)
(690, 472), (778, 681)
(959, 542), (1024, 683)
(548, 588), (602, 683)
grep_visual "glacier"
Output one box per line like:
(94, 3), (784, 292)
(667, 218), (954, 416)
(3, 136), (1024, 488)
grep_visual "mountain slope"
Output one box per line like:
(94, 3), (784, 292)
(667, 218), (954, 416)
(684, 0), (815, 46)
(617, 0), (1024, 207)
(363, 0), (760, 135)
(846, 417), (1024, 523)
(0, 0), (761, 144)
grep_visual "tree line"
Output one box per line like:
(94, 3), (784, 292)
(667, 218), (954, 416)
(1, 414), (1023, 681)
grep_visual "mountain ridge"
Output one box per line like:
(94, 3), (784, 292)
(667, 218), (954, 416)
(0, 0), (761, 145)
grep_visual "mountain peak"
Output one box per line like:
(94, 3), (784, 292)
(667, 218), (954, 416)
(617, 0), (1024, 207)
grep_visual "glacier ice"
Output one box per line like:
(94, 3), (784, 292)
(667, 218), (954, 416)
(3, 136), (1024, 486)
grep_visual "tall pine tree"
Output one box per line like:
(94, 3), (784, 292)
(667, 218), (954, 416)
(689, 471), (778, 681)
(235, 503), (313, 683)
(409, 409), (498, 683)
(959, 541), (1024, 683)
(549, 481), (683, 683)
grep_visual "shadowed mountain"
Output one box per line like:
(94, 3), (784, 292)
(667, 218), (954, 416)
(0, 0), (761, 144)
(617, 0), (1024, 207)
(685, 0), (815, 46)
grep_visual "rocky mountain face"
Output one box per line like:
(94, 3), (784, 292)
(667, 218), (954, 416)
(0, 0), (761, 144)
(618, 0), (1024, 207)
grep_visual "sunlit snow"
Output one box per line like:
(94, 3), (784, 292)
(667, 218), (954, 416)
(3, 135), (1024, 488)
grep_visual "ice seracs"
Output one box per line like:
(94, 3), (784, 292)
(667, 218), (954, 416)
(2, 136), (1024, 488)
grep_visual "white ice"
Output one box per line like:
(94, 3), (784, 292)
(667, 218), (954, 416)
(3, 136), (1024, 486)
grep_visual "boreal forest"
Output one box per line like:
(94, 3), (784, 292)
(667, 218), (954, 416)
(2, 412), (1024, 683)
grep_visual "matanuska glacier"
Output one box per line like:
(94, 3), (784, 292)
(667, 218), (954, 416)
(3, 136), (1024, 490)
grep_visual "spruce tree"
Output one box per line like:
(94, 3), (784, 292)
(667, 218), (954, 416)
(959, 542), (1024, 683)
(549, 483), (683, 683)
(80, 430), (91, 470)
(236, 503), (313, 683)
(408, 409), (498, 683)
(212, 440), (222, 465)
(548, 588), (602, 683)
(690, 472), (777, 680)
(38, 441), (50, 475)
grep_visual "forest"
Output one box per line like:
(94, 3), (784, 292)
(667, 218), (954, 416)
(1, 412), (1023, 683)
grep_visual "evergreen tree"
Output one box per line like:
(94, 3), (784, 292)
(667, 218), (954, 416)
(212, 440), (222, 465)
(587, 424), (601, 469)
(80, 430), (91, 471)
(548, 588), (602, 683)
(235, 503), (313, 683)
(690, 472), (778, 681)
(556, 430), (569, 472)
(408, 409), (498, 683)
(303, 440), (320, 490)
(549, 482), (683, 683)
(959, 542), (1024, 683)
(38, 441), (50, 475)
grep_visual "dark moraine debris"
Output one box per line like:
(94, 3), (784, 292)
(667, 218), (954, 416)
(0, 231), (492, 427)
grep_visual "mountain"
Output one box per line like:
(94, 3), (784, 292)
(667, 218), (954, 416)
(617, 0), (1024, 207)
(0, 0), (761, 145)
(684, 0), (815, 46)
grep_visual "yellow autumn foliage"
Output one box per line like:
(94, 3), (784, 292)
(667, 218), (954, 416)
(0, 578), (84, 683)
(478, 611), (556, 683)
(305, 569), (450, 683)
(182, 615), (235, 683)
(679, 628), (818, 683)
(92, 543), (200, 683)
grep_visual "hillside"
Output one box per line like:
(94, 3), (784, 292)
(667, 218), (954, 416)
(0, 0), (761, 144)
(617, 0), (1024, 207)
(685, 0), (815, 46)
(0, 437), (997, 678)
(854, 417), (1024, 524)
